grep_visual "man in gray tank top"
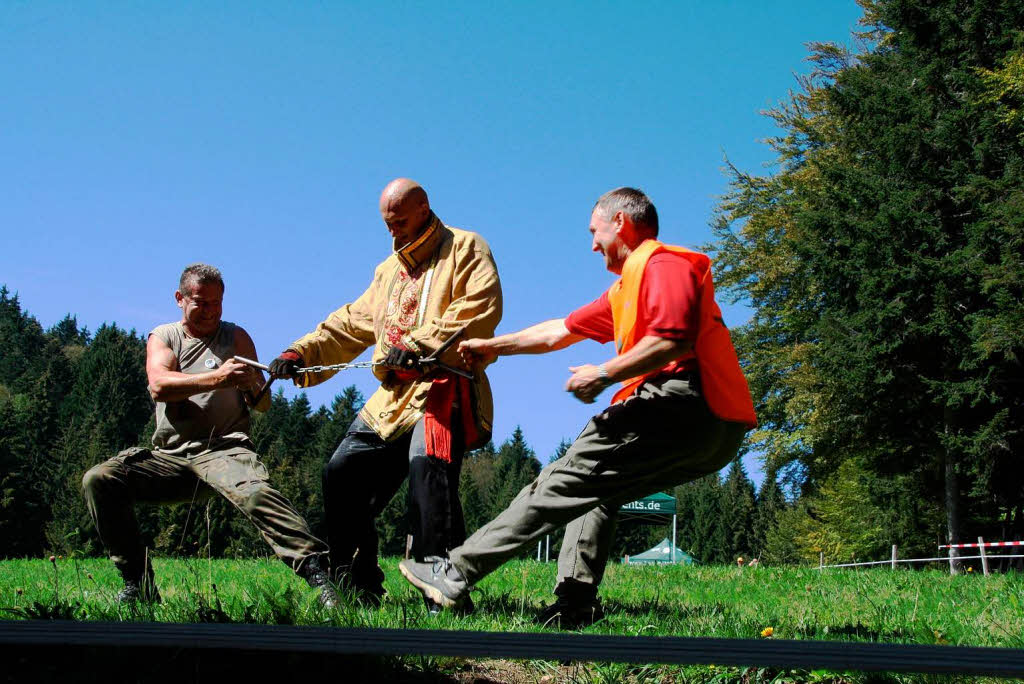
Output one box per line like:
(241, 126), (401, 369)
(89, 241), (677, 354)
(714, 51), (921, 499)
(82, 263), (336, 606)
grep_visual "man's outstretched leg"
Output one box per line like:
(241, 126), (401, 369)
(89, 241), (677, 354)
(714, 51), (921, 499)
(400, 377), (746, 615)
(192, 446), (338, 607)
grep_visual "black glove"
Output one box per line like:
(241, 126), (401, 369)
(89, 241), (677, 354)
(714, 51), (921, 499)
(269, 351), (302, 378)
(384, 347), (422, 372)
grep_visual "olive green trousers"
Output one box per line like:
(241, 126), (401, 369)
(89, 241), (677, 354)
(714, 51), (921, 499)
(451, 375), (747, 593)
(82, 443), (328, 580)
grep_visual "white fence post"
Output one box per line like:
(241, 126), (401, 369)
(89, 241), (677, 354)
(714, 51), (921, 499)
(672, 514), (678, 563)
(536, 540), (541, 561)
(979, 536), (989, 576)
(819, 551), (824, 569)
(891, 544), (898, 569)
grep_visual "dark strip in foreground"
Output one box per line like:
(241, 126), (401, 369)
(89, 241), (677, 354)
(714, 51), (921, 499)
(1, 620), (1022, 677)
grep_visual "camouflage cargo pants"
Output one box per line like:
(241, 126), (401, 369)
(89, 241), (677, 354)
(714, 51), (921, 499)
(82, 443), (328, 580)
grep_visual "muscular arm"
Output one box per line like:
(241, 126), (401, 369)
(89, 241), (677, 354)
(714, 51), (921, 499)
(146, 335), (254, 403)
(566, 335), (694, 404)
(458, 318), (587, 366)
(233, 326), (271, 413)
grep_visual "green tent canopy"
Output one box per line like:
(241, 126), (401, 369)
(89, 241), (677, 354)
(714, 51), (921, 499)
(622, 537), (695, 565)
(618, 492), (687, 564)
(619, 491), (676, 518)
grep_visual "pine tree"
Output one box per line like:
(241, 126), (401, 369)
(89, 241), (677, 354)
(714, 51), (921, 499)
(681, 473), (726, 564)
(0, 391), (30, 555)
(23, 339), (78, 554)
(375, 479), (410, 557)
(47, 314), (90, 347)
(550, 438), (572, 462)
(305, 386), (364, 538)
(0, 286), (47, 394)
(62, 323), (150, 453)
(489, 426), (541, 520)
(719, 458), (756, 561)
(460, 441), (497, 535)
(751, 463), (785, 560)
(796, 459), (887, 565)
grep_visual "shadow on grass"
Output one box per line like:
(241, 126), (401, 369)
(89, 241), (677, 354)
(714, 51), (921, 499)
(469, 592), (916, 643)
(2, 645), (470, 684)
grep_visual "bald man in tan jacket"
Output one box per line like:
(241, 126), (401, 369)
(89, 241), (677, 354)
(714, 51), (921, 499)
(270, 179), (502, 609)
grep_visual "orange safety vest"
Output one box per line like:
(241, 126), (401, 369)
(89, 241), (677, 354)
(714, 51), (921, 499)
(607, 239), (757, 428)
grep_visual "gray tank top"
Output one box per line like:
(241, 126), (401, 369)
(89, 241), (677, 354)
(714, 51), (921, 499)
(150, 321), (250, 455)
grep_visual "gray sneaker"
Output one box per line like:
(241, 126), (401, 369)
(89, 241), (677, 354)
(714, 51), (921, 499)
(399, 556), (469, 609)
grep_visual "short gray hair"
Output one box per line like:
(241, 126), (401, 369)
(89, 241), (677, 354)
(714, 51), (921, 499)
(593, 187), (659, 236)
(179, 263), (224, 295)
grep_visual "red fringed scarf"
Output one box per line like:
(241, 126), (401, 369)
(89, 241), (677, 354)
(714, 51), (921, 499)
(423, 374), (478, 463)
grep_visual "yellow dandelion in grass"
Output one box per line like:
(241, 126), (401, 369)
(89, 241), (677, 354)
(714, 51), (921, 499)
(967, 566), (974, 573)
(761, 626), (774, 638)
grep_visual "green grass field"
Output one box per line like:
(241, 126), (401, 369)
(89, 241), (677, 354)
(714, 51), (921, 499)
(2, 557), (1022, 682)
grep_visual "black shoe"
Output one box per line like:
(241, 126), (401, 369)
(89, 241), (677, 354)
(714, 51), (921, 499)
(331, 564), (386, 608)
(398, 556), (470, 610)
(117, 578), (161, 604)
(299, 556), (339, 609)
(352, 583), (385, 608)
(535, 596), (605, 629)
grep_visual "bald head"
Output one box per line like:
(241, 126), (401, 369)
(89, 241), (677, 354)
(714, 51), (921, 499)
(379, 178), (432, 248)
(380, 178), (428, 209)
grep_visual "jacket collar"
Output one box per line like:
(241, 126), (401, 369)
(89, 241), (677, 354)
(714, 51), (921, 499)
(395, 213), (445, 272)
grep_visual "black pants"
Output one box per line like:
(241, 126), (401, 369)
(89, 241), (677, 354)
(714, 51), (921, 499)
(323, 415), (465, 590)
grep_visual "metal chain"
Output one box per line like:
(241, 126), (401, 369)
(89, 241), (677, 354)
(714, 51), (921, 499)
(295, 361), (382, 374)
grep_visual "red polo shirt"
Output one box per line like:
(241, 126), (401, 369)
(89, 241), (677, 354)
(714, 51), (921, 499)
(565, 252), (700, 375)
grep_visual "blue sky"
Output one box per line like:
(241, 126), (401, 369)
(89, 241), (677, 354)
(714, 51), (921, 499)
(2, 2), (864, 485)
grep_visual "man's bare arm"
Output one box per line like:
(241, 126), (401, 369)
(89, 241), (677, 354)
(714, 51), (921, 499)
(146, 335), (254, 402)
(233, 326), (271, 413)
(458, 318), (586, 366)
(566, 335), (694, 404)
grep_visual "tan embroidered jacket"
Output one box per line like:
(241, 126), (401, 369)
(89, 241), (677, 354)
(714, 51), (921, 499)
(289, 222), (502, 447)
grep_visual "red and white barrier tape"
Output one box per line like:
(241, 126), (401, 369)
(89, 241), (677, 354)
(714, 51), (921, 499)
(939, 540), (1024, 549)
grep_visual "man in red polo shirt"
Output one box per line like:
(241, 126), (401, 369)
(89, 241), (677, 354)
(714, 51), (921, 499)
(399, 187), (756, 627)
